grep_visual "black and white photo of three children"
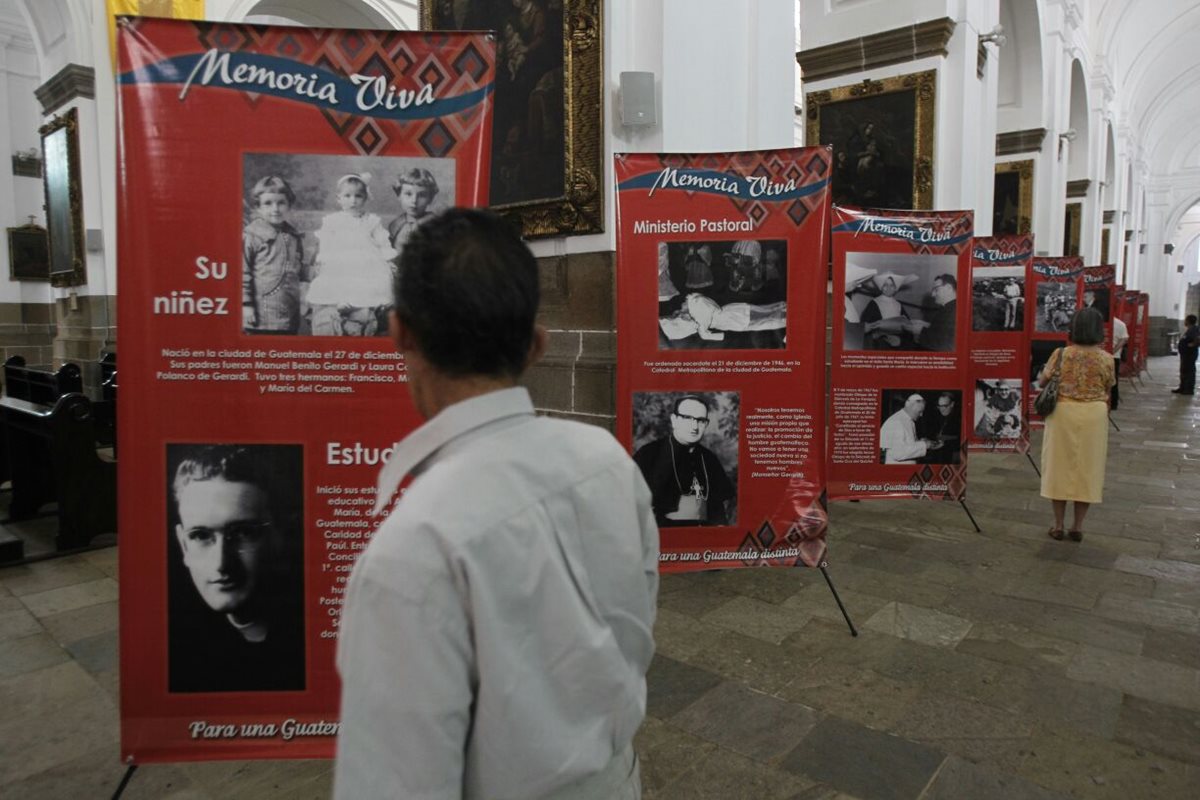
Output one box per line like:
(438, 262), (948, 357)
(240, 153), (456, 337)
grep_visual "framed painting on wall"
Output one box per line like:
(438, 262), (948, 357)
(420, 0), (603, 239)
(40, 108), (86, 287)
(1064, 202), (1082, 257)
(805, 70), (936, 209)
(993, 159), (1033, 236)
(7, 223), (49, 281)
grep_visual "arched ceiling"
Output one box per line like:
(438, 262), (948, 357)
(1094, 0), (1200, 174)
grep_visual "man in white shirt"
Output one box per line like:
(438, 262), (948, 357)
(879, 392), (941, 464)
(1111, 315), (1129, 410)
(334, 209), (659, 800)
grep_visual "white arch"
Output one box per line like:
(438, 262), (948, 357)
(14, 0), (94, 79)
(996, 0), (1043, 132)
(223, 0), (416, 29)
(1066, 59), (1090, 181)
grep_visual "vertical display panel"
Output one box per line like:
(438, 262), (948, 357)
(615, 149), (832, 573)
(116, 18), (494, 762)
(968, 235), (1033, 454)
(829, 207), (973, 501)
(1028, 257), (1084, 426)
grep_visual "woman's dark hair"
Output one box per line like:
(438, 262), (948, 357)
(393, 208), (539, 378)
(1068, 306), (1105, 345)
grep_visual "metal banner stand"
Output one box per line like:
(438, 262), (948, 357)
(1026, 452), (1042, 477)
(819, 565), (858, 636)
(959, 499), (983, 533)
(112, 765), (138, 800)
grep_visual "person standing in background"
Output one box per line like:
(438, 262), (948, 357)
(1173, 314), (1199, 395)
(1111, 314), (1128, 409)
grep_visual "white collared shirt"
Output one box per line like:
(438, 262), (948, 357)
(334, 387), (659, 800)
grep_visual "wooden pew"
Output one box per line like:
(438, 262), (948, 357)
(1, 392), (117, 551)
(3, 356), (82, 404)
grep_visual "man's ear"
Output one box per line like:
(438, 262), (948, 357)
(174, 524), (190, 557)
(526, 324), (547, 369)
(389, 309), (414, 353)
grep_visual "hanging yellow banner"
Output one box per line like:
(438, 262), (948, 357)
(107, 0), (205, 70)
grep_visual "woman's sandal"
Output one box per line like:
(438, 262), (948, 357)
(1048, 527), (1065, 541)
(1067, 530), (1083, 542)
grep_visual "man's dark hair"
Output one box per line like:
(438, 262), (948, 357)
(1068, 307), (1105, 345)
(1187, 314), (1197, 325)
(170, 444), (299, 529)
(934, 274), (957, 290)
(173, 445), (266, 503)
(673, 395), (710, 415)
(394, 208), (539, 378)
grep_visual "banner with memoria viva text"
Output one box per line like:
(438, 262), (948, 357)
(968, 235), (1032, 453)
(615, 148), (832, 573)
(829, 207), (973, 501)
(1082, 265), (1117, 350)
(1028, 256), (1084, 426)
(1137, 292), (1151, 372)
(116, 18), (494, 762)
(1116, 287), (1138, 377)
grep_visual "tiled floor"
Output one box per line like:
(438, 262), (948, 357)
(2, 358), (1198, 799)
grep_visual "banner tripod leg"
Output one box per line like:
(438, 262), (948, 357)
(1126, 375), (1140, 393)
(1109, 414), (1120, 432)
(959, 499), (983, 533)
(1026, 451), (1042, 477)
(111, 765), (138, 800)
(819, 565), (857, 637)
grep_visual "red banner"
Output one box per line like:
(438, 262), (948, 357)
(614, 149), (832, 572)
(1137, 292), (1151, 372)
(1083, 265), (1117, 351)
(1028, 257), (1084, 426)
(968, 235), (1032, 453)
(116, 19), (494, 762)
(1115, 286), (1135, 377)
(829, 207), (973, 501)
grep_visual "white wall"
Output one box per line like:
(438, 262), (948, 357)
(0, 31), (50, 305)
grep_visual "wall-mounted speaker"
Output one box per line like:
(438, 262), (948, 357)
(620, 71), (656, 127)
(1139, 243), (1147, 254)
(1164, 243), (1175, 255)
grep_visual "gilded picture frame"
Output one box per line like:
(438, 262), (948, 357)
(993, 159), (1033, 236)
(40, 108), (86, 287)
(806, 70), (936, 209)
(420, 0), (603, 239)
(7, 223), (49, 281)
(1064, 202), (1082, 257)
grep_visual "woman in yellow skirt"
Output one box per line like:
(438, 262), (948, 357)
(1037, 307), (1115, 541)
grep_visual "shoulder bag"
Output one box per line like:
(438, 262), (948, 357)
(1034, 347), (1063, 417)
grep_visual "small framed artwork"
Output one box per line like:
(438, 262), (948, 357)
(1064, 202), (1082, 257)
(40, 108), (86, 287)
(806, 70), (937, 209)
(993, 159), (1034, 236)
(7, 223), (49, 281)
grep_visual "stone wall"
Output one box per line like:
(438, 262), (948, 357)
(0, 301), (56, 391)
(52, 294), (116, 393)
(522, 251), (616, 433)
(1148, 315), (1175, 357)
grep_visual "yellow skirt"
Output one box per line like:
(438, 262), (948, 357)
(1040, 399), (1109, 503)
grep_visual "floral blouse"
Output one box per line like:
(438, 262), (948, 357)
(1042, 345), (1115, 402)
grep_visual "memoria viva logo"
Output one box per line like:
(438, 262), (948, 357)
(643, 167), (804, 200)
(179, 49), (437, 112)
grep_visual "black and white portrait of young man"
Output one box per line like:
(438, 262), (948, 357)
(166, 443), (305, 693)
